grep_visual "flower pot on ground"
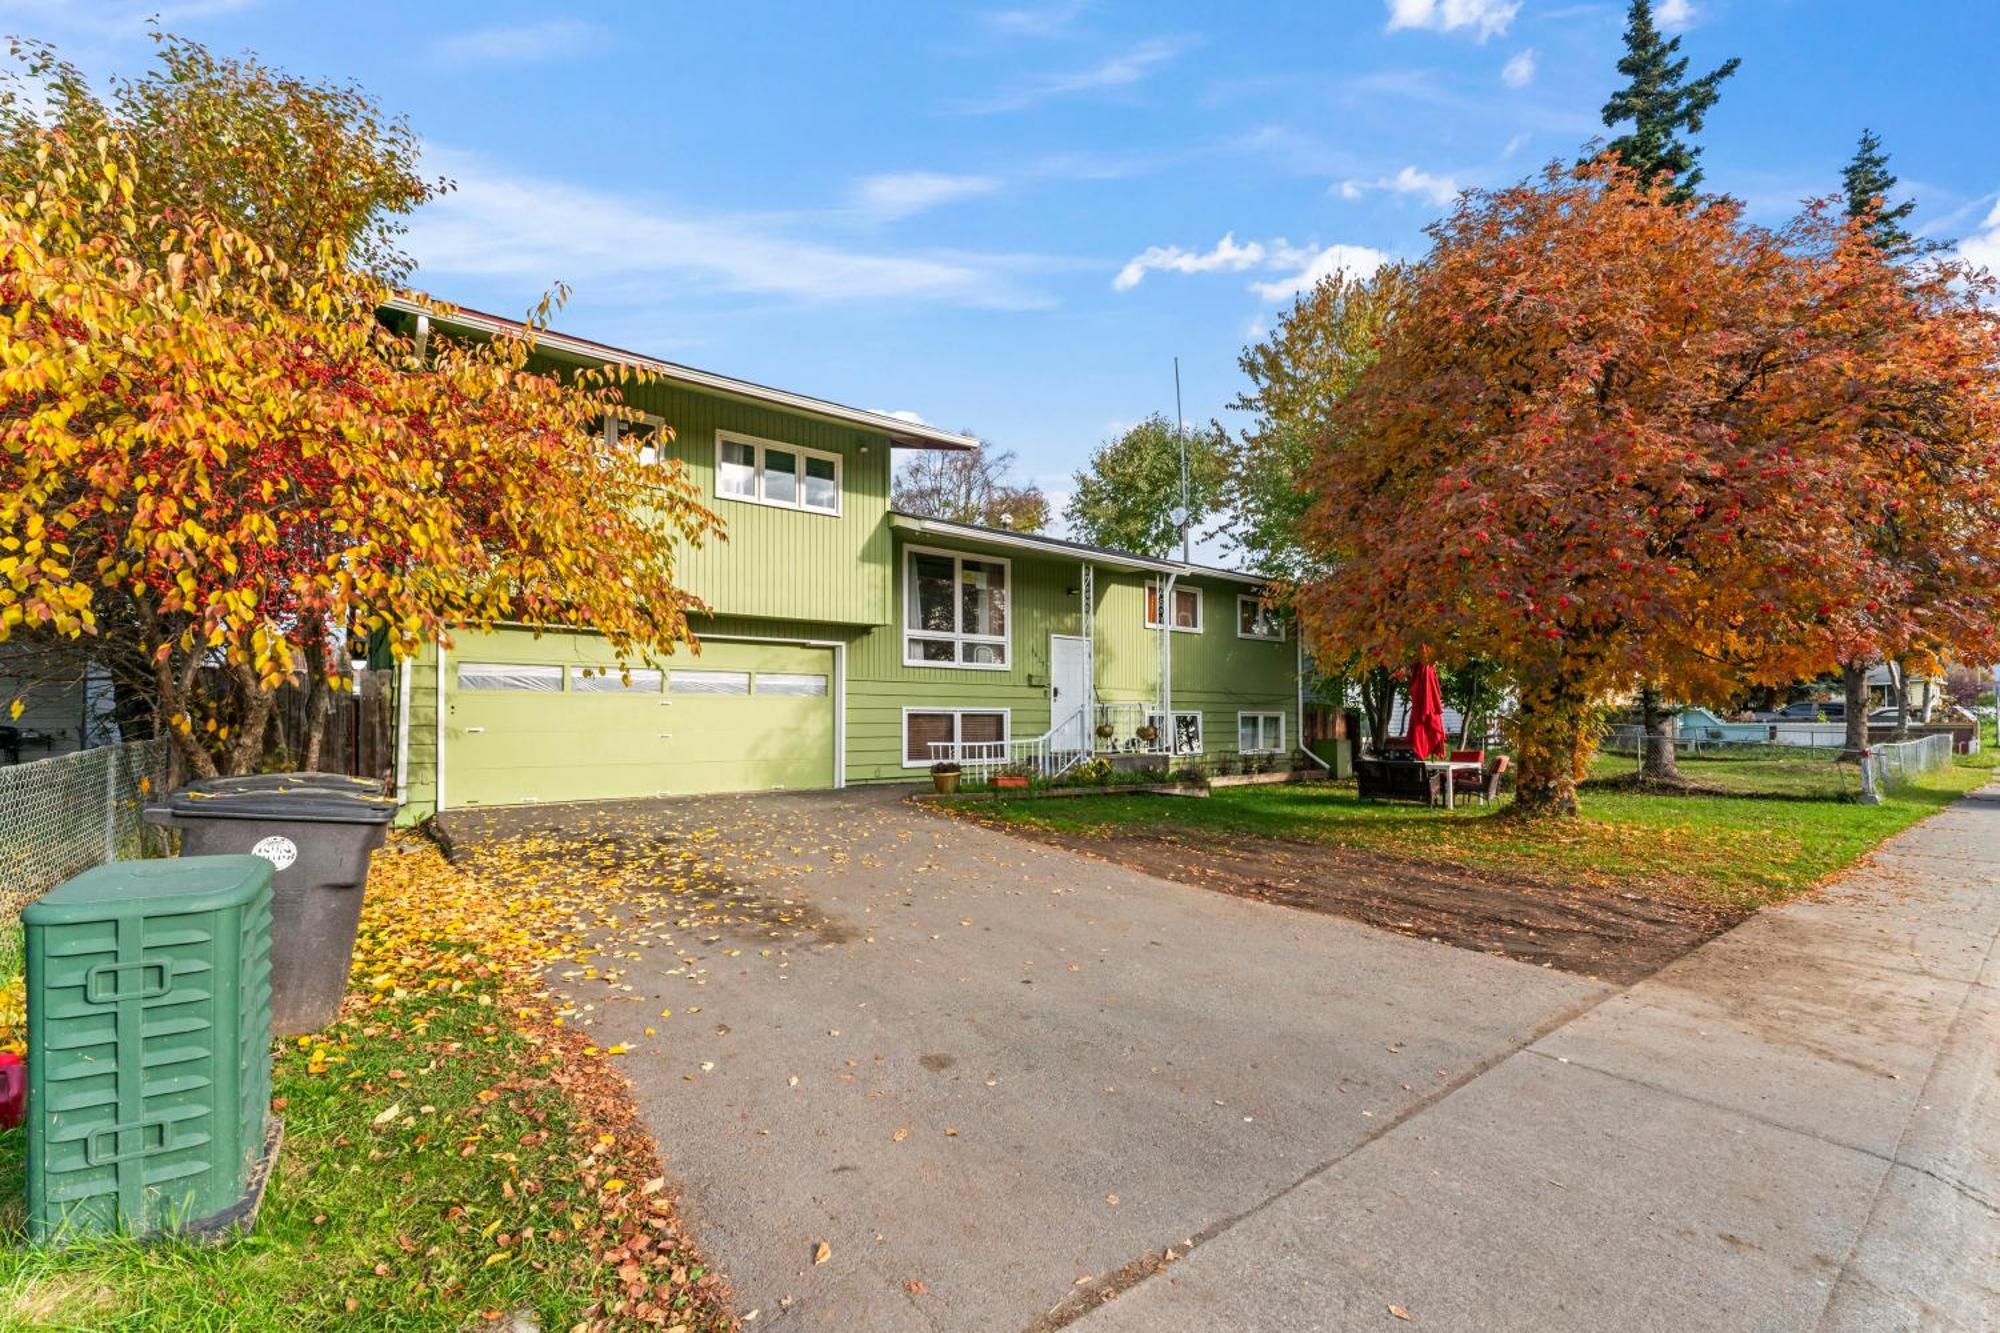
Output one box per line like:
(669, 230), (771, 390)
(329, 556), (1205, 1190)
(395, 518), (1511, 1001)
(930, 761), (961, 794)
(993, 764), (1035, 791)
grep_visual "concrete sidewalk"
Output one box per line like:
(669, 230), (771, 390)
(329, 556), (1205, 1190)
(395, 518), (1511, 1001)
(1074, 789), (2000, 1332)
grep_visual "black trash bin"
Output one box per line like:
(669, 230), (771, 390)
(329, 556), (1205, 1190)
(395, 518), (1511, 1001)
(148, 784), (398, 1036)
(186, 771), (386, 797)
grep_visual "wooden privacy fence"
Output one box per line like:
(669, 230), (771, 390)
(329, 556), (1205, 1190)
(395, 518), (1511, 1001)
(264, 666), (397, 784)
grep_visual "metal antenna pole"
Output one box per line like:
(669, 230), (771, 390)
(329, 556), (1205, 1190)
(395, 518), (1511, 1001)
(1174, 357), (1190, 565)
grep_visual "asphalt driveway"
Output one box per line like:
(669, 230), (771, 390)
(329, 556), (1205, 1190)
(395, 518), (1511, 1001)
(440, 789), (1610, 1329)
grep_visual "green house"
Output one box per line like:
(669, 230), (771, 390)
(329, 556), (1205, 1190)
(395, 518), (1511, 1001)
(382, 302), (1306, 819)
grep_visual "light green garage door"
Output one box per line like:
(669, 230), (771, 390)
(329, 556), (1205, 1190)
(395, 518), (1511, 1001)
(443, 630), (836, 808)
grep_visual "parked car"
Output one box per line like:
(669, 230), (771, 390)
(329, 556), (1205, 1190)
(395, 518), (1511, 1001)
(1766, 700), (1845, 721)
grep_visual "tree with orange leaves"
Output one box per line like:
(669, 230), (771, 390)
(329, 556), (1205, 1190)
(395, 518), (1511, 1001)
(1294, 161), (2000, 815)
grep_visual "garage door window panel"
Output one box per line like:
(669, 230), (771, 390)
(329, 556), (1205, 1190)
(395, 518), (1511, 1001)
(458, 663), (563, 692)
(671, 670), (751, 695)
(757, 672), (828, 697)
(570, 667), (663, 693)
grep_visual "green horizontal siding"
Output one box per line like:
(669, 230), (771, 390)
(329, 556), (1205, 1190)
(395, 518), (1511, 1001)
(392, 538), (1304, 809)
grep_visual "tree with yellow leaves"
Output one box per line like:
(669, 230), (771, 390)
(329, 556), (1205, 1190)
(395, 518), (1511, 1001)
(0, 126), (720, 776)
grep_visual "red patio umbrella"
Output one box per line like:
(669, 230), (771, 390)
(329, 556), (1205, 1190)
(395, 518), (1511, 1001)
(1405, 662), (1448, 761)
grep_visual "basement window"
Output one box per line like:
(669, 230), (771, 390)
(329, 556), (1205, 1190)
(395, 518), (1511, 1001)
(904, 708), (1008, 767)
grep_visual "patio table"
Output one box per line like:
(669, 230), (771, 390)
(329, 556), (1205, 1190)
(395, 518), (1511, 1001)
(1421, 759), (1483, 810)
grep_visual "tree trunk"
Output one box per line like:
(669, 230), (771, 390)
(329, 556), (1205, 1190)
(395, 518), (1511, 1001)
(1891, 659), (1911, 740)
(1840, 659), (1870, 760)
(1359, 667), (1398, 753)
(1638, 684), (1679, 780)
(225, 666), (278, 776)
(301, 622), (331, 772)
(1509, 677), (1595, 818)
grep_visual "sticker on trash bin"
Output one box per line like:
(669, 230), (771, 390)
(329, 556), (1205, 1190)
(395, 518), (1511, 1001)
(251, 835), (298, 871)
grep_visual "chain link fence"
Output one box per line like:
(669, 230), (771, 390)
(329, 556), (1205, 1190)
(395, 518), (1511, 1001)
(1866, 733), (1955, 795)
(0, 740), (173, 922)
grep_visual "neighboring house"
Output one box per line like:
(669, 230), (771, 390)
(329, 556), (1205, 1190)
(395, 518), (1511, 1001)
(1863, 663), (1942, 721)
(385, 303), (1302, 819)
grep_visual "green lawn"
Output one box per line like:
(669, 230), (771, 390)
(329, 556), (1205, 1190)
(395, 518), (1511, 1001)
(0, 840), (731, 1333)
(963, 751), (2000, 911)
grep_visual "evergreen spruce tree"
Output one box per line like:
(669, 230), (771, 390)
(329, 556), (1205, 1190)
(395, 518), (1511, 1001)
(1598, 0), (1740, 201)
(1841, 129), (1937, 259)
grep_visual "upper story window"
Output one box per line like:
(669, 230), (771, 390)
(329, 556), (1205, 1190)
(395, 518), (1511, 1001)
(1145, 581), (1203, 633)
(716, 431), (841, 516)
(600, 410), (668, 466)
(905, 546), (1009, 669)
(1237, 595), (1285, 641)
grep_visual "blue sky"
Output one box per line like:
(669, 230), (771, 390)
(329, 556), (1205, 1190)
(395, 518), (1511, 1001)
(11, 0), (2000, 553)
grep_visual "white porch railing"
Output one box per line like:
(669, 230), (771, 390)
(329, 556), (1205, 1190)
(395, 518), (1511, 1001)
(930, 705), (1093, 780)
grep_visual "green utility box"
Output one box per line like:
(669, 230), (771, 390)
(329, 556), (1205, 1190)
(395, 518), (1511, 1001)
(22, 855), (281, 1244)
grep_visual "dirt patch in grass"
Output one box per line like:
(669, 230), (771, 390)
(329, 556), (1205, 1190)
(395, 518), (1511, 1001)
(1010, 827), (1745, 984)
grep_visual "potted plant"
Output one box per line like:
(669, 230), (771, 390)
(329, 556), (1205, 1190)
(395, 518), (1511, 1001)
(1095, 721), (1116, 741)
(930, 760), (962, 794)
(1135, 723), (1159, 747)
(993, 763), (1034, 792)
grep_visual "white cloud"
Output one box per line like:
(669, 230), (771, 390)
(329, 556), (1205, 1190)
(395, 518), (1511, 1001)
(1113, 232), (1269, 290)
(1112, 232), (1389, 302)
(979, 1), (1089, 37)
(1339, 165), (1461, 206)
(852, 172), (1001, 221)
(1957, 200), (2000, 277)
(1502, 47), (1537, 88)
(405, 146), (1054, 311)
(951, 36), (1190, 113)
(431, 19), (605, 68)
(1384, 0), (1520, 41)
(1249, 244), (1390, 302)
(1655, 0), (1696, 30)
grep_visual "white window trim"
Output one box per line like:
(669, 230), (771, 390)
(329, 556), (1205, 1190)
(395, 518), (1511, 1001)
(1236, 594), (1286, 641)
(602, 409), (669, 465)
(1144, 709), (1204, 755)
(1144, 581), (1204, 634)
(1237, 710), (1286, 753)
(902, 544), (1013, 671)
(901, 706), (1011, 768)
(715, 429), (843, 517)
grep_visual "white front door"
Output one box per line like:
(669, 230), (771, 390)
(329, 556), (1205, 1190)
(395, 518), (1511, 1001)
(1049, 635), (1091, 751)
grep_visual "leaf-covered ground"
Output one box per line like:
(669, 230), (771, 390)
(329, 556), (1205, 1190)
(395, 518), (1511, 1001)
(959, 751), (2000, 914)
(0, 837), (736, 1333)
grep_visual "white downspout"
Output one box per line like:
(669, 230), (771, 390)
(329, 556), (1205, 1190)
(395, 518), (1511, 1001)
(394, 659), (413, 805)
(1298, 633), (1329, 771)
(434, 638), (448, 813)
(1159, 572), (1176, 754)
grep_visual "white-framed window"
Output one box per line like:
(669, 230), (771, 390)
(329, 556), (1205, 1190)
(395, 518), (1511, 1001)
(1238, 711), (1285, 753)
(1145, 582), (1203, 633)
(601, 409), (669, 466)
(756, 672), (828, 697)
(715, 431), (841, 515)
(904, 546), (1010, 670)
(903, 708), (1009, 767)
(570, 666), (664, 693)
(1144, 710), (1203, 755)
(1237, 595), (1285, 641)
(458, 663), (563, 692)
(670, 669), (751, 695)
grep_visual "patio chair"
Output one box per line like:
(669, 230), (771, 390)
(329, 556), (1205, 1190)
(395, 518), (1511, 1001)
(1458, 754), (1511, 806)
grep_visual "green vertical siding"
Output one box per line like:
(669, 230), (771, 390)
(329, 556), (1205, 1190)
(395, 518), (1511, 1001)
(601, 375), (897, 626)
